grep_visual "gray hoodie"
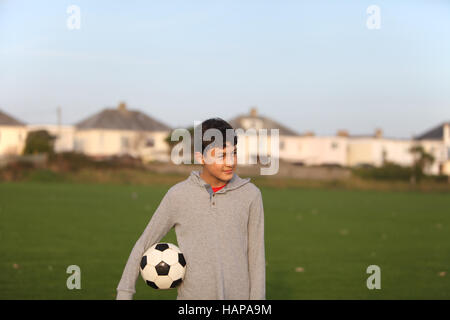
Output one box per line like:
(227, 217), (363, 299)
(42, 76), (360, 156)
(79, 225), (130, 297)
(116, 170), (266, 300)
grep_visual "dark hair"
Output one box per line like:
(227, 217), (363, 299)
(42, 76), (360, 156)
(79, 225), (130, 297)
(194, 118), (238, 154)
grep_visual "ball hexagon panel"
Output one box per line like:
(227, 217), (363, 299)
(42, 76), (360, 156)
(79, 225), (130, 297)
(140, 264), (158, 282)
(162, 248), (179, 265)
(168, 263), (185, 281)
(146, 249), (162, 266)
(154, 275), (173, 289)
(168, 243), (181, 253)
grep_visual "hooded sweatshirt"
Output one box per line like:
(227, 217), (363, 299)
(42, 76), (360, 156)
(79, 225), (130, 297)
(116, 170), (266, 300)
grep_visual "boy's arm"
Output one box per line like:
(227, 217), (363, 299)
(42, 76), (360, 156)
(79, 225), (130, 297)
(248, 190), (266, 300)
(116, 190), (175, 300)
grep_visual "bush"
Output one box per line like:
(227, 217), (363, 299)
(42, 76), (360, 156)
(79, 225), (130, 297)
(352, 162), (412, 181)
(422, 174), (449, 184)
(48, 152), (144, 172)
(23, 130), (55, 155)
(25, 169), (65, 183)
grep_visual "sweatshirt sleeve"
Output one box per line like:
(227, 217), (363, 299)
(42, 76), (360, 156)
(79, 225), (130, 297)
(248, 190), (266, 300)
(116, 189), (176, 300)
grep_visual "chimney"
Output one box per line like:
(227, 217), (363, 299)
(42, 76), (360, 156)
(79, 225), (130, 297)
(303, 131), (315, 137)
(249, 107), (258, 117)
(118, 102), (127, 112)
(336, 129), (349, 137)
(374, 128), (383, 139)
(443, 123), (450, 144)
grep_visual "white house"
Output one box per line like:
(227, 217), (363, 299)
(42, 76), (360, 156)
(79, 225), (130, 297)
(228, 107), (302, 165)
(346, 129), (416, 168)
(227, 108), (450, 176)
(228, 108), (349, 167)
(74, 102), (171, 162)
(0, 109), (27, 157)
(414, 122), (450, 175)
(27, 124), (76, 153)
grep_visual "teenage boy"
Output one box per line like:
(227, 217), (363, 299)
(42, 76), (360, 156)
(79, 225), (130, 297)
(116, 118), (265, 300)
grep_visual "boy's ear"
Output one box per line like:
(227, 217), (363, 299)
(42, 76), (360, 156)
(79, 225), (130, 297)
(194, 151), (204, 165)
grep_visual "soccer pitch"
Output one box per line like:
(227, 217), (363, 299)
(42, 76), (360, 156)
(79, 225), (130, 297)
(0, 181), (449, 299)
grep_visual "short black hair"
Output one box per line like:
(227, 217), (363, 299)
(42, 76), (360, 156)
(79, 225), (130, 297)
(195, 118), (238, 154)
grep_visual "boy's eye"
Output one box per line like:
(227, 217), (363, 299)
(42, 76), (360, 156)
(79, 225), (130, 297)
(216, 150), (236, 159)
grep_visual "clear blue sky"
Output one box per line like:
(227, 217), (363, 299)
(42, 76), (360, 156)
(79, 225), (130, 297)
(1, 0), (449, 138)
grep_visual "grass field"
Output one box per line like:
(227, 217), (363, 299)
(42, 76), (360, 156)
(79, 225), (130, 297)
(0, 181), (449, 299)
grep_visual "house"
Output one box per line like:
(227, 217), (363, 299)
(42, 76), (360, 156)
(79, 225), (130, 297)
(414, 122), (450, 175)
(294, 132), (348, 167)
(228, 108), (348, 167)
(346, 129), (415, 169)
(228, 107), (301, 164)
(27, 124), (76, 153)
(74, 102), (171, 162)
(0, 109), (27, 157)
(228, 108), (447, 174)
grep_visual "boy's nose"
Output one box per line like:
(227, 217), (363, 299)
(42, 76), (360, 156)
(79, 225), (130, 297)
(224, 154), (235, 166)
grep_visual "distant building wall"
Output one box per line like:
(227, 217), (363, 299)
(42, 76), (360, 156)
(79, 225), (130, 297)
(347, 139), (374, 167)
(414, 140), (448, 175)
(27, 125), (75, 153)
(0, 126), (27, 156)
(74, 129), (170, 161)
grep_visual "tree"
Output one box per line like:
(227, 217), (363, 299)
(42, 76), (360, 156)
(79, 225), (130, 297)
(408, 144), (435, 184)
(23, 130), (56, 155)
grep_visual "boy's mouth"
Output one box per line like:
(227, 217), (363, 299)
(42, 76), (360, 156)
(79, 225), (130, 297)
(223, 170), (233, 174)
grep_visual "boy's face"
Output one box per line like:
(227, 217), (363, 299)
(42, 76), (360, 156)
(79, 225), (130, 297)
(197, 143), (237, 182)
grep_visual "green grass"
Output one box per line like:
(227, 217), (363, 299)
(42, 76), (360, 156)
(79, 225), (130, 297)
(0, 181), (449, 299)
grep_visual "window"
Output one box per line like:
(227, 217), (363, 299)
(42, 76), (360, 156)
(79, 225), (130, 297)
(121, 136), (129, 149)
(279, 141), (285, 150)
(331, 141), (338, 149)
(447, 147), (450, 160)
(146, 138), (155, 147)
(74, 138), (84, 151)
(382, 148), (388, 163)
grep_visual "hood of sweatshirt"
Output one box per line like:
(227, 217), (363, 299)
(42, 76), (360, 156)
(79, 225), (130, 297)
(188, 170), (251, 195)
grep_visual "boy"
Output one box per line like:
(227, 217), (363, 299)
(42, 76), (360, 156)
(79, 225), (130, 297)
(116, 118), (266, 300)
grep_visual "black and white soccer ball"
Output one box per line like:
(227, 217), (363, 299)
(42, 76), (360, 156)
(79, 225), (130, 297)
(140, 242), (186, 289)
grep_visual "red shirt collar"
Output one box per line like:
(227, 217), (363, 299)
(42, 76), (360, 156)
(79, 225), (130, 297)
(211, 184), (227, 193)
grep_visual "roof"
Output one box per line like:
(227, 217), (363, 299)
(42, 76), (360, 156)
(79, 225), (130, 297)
(228, 108), (300, 136)
(414, 122), (449, 140)
(0, 109), (25, 126)
(76, 104), (171, 131)
(348, 134), (411, 141)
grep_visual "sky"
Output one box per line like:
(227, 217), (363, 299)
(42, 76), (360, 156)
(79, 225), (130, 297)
(1, 0), (449, 139)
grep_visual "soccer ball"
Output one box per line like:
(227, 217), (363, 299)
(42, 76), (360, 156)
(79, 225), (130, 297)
(140, 242), (186, 289)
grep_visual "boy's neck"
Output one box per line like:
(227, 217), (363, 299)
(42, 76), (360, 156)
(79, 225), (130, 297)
(200, 169), (229, 188)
